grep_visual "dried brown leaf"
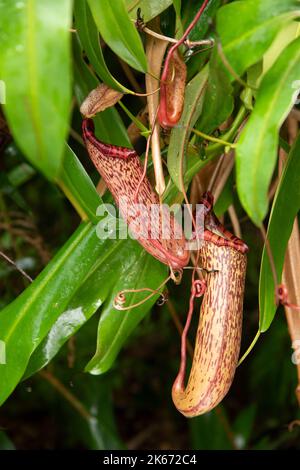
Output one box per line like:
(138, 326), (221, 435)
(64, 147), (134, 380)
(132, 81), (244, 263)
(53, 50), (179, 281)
(80, 83), (123, 117)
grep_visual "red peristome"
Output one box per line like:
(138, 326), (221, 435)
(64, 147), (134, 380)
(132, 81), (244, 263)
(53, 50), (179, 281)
(82, 118), (190, 270)
(200, 191), (249, 254)
(82, 119), (136, 159)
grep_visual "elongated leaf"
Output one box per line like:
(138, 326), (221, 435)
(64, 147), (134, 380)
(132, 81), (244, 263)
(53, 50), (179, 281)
(196, 48), (233, 135)
(236, 37), (300, 225)
(0, 222), (115, 406)
(164, 148), (209, 204)
(214, 173), (234, 218)
(74, 0), (131, 93)
(88, 0), (147, 73)
(217, 0), (300, 80)
(172, 0), (181, 17)
(23, 239), (139, 378)
(167, 66), (208, 191)
(85, 251), (167, 374)
(8, 162), (36, 187)
(263, 20), (300, 77)
(65, 374), (124, 449)
(59, 144), (102, 222)
(73, 35), (131, 147)
(127, 0), (173, 22)
(0, 0), (72, 180)
(259, 133), (300, 332)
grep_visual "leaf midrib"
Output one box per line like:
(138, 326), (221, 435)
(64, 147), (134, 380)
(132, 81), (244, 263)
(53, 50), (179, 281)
(26, 0), (45, 163)
(91, 251), (160, 369)
(2, 223), (92, 343)
(223, 11), (298, 55)
(240, 41), (300, 220)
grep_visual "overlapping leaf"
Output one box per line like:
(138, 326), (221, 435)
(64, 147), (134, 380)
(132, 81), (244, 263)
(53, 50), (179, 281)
(167, 66), (208, 191)
(88, 0), (147, 73)
(217, 0), (300, 79)
(127, 0), (173, 22)
(73, 35), (131, 147)
(0, 0), (72, 180)
(74, 0), (131, 93)
(23, 239), (140, 378)
(236, 37), (300, 225)
(85, 249), (167, 374)
(0, 223), (102, 405)
(259, 134), (300, 331)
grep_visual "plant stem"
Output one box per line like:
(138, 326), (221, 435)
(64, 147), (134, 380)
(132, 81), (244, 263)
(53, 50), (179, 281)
(205, 105), (248, 158)
(191, 128), (237, 147)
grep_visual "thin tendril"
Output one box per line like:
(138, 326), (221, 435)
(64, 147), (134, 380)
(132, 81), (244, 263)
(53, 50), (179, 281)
(113, 272), (178, 311)
(176, 279), (207, 386)
(160, 0), (209, 86)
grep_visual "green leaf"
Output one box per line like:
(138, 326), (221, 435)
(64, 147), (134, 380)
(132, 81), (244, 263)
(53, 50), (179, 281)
(0, 172), (30, 212)
(8, 163), (36, 187)
(172, 0), (181, 17)
(127, 0), (173, 23)
(164, 148), (209, 204)
(73, 35), (131, 147)
(23, 239), (138, 378)
(74, 0), (131, 93)
(85, 251), (167, 374)
(167, 66), (208, 191)
(88, 0), (147, 73)
(183, 0), (221, 42)
(214, 173), (234, 218)
(0, 222), (115, 406)
(196, 48), (233, 135)
(263, 20), (300, 77)
(0, 0), (72, 180)
(58, 144), (102, 222)
(236, 37), (300, 225)
(259, 133), (300, 331)
(217, 0), (300, 79)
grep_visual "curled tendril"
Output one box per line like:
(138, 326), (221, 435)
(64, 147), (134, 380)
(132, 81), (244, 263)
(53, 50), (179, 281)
(114, 292), (126, 309)
(170, 268), (183, 285)
(113, 263), (220, 313)
(113, 272), (175, 312)
(192, 279), (207, 298)
(156, 289), (169, 306)
(113, 286), (168, 311)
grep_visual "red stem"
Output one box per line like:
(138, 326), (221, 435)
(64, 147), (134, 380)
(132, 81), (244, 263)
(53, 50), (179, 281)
(160, 0), (209, 83)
